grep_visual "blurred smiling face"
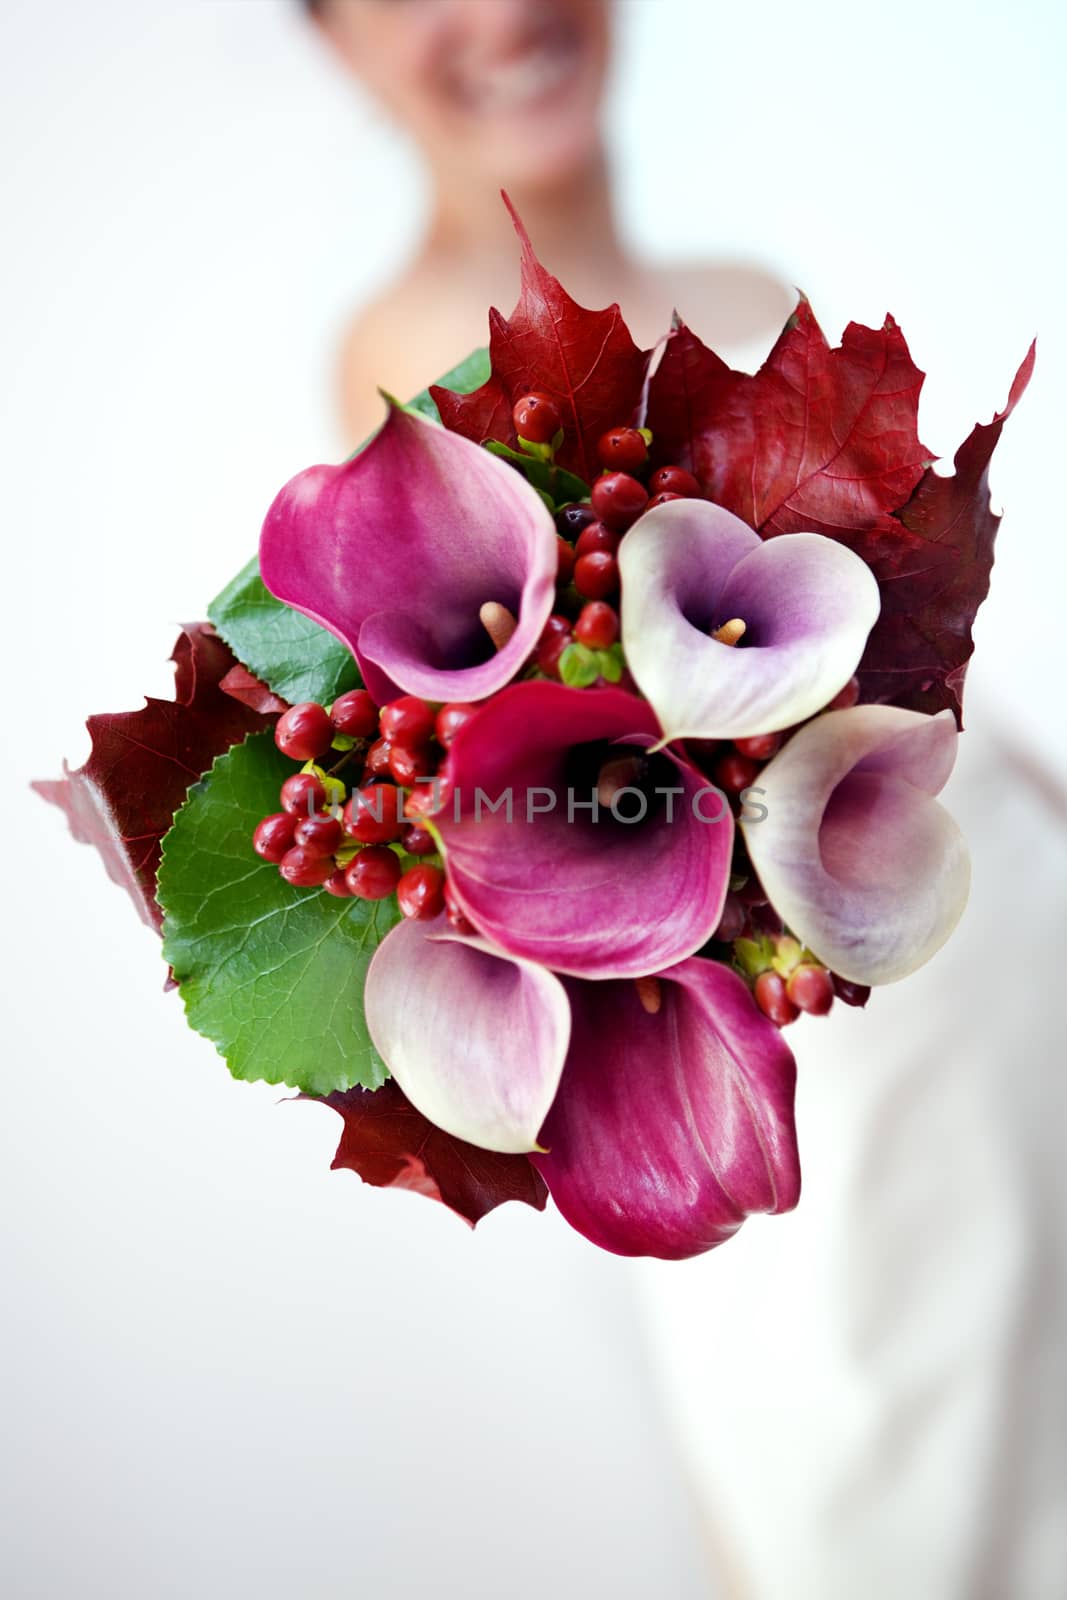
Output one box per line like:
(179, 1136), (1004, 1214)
(315, 0), (611, 188)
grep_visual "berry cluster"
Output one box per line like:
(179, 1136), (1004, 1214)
(252, 689), (476, 928)
(511, 393), (703, 685)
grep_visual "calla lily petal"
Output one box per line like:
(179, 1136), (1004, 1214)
(435, 681), (732, 979)
(743, 705), (969, 984)
(364, 915), (570, 1154)
(533, 960), (800, 1260)
(260, 405), (558, 706)
(619, 499), (880, 741)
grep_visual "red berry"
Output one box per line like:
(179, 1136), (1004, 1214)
(389, 742), (432, 788)
(444, 878), (475, 934)
(401, 823), (437, 856)
(542, 613), (572, 640)
(753, 970), (799, 1027)
(345, 844), (402, 901)
(512, 391), (562, 445)
(648, 464), (701, 498)
(397, 864), (446, 921)
(713, 752), (762, 796)
(404, 780), (443, 819)
(343, 783), (405, 844)
(364, 737), (393, 778)
(380, 696), (435, 748)
(293, 812), (343, 856)
(713, 891), (747, 943)
(253, 811), (297, 864)
(574, 551), (619, 601)
(435, 702), (478, 748)
(787, 963), (835, 1016)
(275, 701), (334, 761)
(280, 773), (327, 816)
(279, 845), (335, 888)
(827, 675), (860, 712)
(575, 602), (619, 650)
(575, 521), (621, 558)
(537, 627), (571, 679)
(734, 732), (782, 762)
(832, 973), (871, 1008)
(597, 427), (648, 474)
(556, 504), (596, 540)
(647, 491), (683, 508)
(324, 868), (353, 897)
(591, 472), (649, 531)
(330, 688), (378, 739)
(382, 694), (435, 748)
(556, 535), (575, 586)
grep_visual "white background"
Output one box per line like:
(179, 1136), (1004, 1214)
(2, 2), (1064, 1596)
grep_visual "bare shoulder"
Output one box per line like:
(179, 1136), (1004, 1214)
(338, 274), (491, 447)
(337, 291), (414, 446)
(655, 261), (794, 350)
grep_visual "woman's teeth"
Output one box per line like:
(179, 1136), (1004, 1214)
(467, 42), (580, 113)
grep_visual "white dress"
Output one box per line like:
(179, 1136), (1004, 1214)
(637, 706), (1067, 1599)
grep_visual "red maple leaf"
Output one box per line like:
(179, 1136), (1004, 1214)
(431, 195), (650, 482)
(646, 297), (933, 534)
(645, 303), (1032, 723)
(856, 341), (1036, 721)
(319, 1081), (548, 1227)
(35, 623), (275, 930)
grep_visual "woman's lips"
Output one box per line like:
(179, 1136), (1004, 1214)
(449, 30), (585, 117)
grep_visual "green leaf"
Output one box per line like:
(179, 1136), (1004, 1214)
(208, 559), (361, 708)
(594, 645), (625, 684)
(483, 439), (590, 508)
(559, 642), (600, 689)
(406, 346), (491, 422)
(159, 733), (399, 1095)
(208, 347), (494, 704)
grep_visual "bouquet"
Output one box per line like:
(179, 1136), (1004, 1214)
(39, 207), (1032, 1260)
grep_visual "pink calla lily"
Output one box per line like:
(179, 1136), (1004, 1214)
(534, 961), (800, 1260)
(742, 705), (970, 985)
(259, 405), (558, 706)
(618, 499), (880, 742)
(433, 680), (733, 979)
(364, 921), (800, 1259)
(364, 916), (570, 1154)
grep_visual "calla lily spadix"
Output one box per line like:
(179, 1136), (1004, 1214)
(259, 403), (558, 707)
(364, 917), (800, 1259)
(618, 499), (881, 743)
(433, 680), (733, 980)
(743, 705), (970, 986)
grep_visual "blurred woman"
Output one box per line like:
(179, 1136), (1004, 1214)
(305, 0), (790, 442)
(304, 6), (1067, 1600)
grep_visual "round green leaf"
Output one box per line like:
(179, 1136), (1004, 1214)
(159, 733), (398, 1095)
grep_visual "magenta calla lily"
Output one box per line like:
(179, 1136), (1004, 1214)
(742, 705), (970, 985)
(365, 920), (800, 1258)
(434, 680), (732, 979)
(259, 404), (558, 706)
(618, 499), (880, 742)
(533, 961), (800, 1260)
(365, 917), (570, 1154)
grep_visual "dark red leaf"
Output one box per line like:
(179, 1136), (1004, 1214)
(647, 298), (933, 535)
(35, 623), (274, 930)
(432, 195), (650, 482)
(319, 1081), (549, 1227)
(856, 341), (1036, 722)
(219, 661), (289, 716)
(646, 301), (1031, 723)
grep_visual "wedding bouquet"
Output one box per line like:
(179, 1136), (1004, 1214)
(39, 208), (1032, 1259)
